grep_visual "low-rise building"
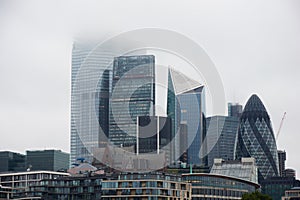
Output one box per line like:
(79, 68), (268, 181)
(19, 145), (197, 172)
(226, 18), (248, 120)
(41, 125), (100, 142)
(183, 173), (260, 200)
(261, 176), (300, 200)
(101, 172), (191, 199)
(0, 170), (69, 199)
(282, 187), (300, 200)
(210, 157), (258, 183)
(0, 151), (26, 173)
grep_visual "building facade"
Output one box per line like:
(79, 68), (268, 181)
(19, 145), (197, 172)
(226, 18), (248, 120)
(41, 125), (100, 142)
(235, 94), (279, 181)
(206, 116), (239, 167)
(261, 176), (300, 200)
(26, 175), (102, 200)
(177, 86), (206, 166)
(70, 41), (114, 164)
(183, 173), (260, 200)
(282, 187), (300, 200)
(109, 55), (155, 148)
(0, 171), (69, 199)
(26, 150), (69, 171)
(24, 172), (191, 200)
(278, 150), (287, 177)
(0, 151), (25, 173)
(228, 103), (243, 118)
(137, 116), (172, 164)
(210, 157), (258, 183)
(101, 172), (191, 199)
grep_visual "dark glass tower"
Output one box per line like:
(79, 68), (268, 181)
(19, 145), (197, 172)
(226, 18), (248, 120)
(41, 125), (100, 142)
(235, 94), (279, 181)
(109, 55), (155, 148)
(206, 116), (239, 167)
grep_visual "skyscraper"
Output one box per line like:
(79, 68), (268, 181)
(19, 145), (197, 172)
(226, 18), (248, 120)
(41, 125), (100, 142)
(177, 86), (206, 166)
(235, 94), (279, 181)
(206, 116), (239, 167)
(278, 150), (287, 177)
(109, 55), (155, 148)
(228, 103), (243, 118)
(70, 42), (113, 164)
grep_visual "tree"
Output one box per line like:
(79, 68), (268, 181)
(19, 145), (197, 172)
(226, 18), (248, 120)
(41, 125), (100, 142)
(242, 191), (272, 200)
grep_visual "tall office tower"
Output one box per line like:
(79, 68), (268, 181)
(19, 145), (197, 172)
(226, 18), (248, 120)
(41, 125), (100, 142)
(0, 151), (26, 173)
(206, 116), (239, 167)
(278, 150), (287, 177)
(26, 150), (69, 171)
(109, 55), (155, 148)
(179, 123), (188, 163)
(235, 94), (279, 182)
(167, 69), (180, 163)
(228, 103), (243, 118)
(177, 86), (206, 166)
(137, 116), (171, 165)
(70, 42), (113, 164)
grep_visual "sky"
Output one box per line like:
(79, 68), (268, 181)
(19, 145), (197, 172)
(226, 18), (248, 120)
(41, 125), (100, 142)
(0, 0), (299, 176)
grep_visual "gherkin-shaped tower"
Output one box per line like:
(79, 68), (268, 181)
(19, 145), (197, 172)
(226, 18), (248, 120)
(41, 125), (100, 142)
(235, 94), (279, 181)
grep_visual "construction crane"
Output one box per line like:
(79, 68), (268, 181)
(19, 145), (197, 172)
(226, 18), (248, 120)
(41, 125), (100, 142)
(276, 112), (286, 141)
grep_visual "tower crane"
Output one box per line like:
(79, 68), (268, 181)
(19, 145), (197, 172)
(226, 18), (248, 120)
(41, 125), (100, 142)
(276, 112), (286, 141)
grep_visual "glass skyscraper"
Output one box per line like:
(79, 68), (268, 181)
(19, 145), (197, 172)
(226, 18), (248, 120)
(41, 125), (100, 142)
(206, 116), (239, 167)
(109, 55), (155, 148)
(177, 86), (206, 166)
(235, 94), (279, 181)
(70, 42), (114, 164)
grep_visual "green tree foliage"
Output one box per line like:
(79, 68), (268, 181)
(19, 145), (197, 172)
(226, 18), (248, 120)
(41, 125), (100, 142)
(242, 191), (272, 200)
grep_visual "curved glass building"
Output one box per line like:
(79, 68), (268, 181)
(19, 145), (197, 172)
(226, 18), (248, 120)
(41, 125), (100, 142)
(235, 94), (279, 181)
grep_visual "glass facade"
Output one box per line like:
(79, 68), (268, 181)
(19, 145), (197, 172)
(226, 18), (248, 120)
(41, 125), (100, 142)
(26, 150), (69, 171)
(109, 55), (155, 148)
(235, 94), (279, 181)
(177, 86), (206, 166)
(210, 157), (258, 183)
(0, 151), (25, 173)
(71, 42), (114, 164)
(167, 69), (181, 163)
(206, 116), (239, 167)
(261, 176), (300, 200)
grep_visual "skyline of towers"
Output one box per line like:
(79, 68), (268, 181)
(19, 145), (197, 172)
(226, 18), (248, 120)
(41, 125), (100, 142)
(235, 94), (279, 181)
(70, 43), (286, 181)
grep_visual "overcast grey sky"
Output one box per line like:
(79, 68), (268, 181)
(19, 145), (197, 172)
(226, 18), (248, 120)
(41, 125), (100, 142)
(0, 0), (299, 176)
